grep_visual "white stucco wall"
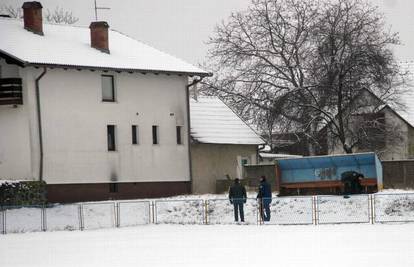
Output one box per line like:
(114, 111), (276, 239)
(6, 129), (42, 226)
(0, 59), (33, 180)
(191, 143), (258, 194)
(381, 109), (410, 160)
(327, 108), (411, 160)
(0, 64), (191, 184)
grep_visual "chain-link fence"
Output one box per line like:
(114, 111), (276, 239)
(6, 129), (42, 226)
(118, 201), (151, 227)
(266, 196), (314, 225)
(317, 195), (371, 224)
(374, 193), (414, 223)
(1, 193), (414, 234)
(45, 204), (81, 231)
(81, 202), (116, 230)
(3, 205), (43, 234)
(154, 199), (205, 224)
(206, 198), (258, 224)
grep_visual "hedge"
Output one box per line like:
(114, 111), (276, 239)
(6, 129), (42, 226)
(0, 180), (47, 206)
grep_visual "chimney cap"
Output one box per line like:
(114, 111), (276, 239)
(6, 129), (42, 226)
(89, 21), (110, 29)
(22, 1), (43, 9)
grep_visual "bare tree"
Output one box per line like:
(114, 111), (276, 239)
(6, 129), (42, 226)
(0, 5), (78, 24)
(45, 7), (79, 24)
(0, 5), (23, 18)
(203, 0), (405, 155)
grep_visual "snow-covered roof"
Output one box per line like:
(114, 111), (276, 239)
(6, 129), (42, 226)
(259, 153), (302, 159)
(190, 96), (264, 145)
(0, 18), (209, 76)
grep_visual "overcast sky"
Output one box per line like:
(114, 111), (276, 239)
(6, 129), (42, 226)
(2, 0), (414, 65)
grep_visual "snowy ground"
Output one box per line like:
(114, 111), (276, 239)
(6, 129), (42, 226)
(0, 224), (413, 267)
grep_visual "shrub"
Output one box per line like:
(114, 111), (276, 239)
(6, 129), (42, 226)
(0, 180), (47, 206)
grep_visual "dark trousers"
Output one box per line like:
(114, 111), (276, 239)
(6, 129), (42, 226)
(233, 202), (245, 222)
(260, 199), (271, 222)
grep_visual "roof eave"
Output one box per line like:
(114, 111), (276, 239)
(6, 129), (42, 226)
(28, 63), (212, 77)
(0, 50), (26, 67)
(190, 139), (265, 146)
(0, 49), (212, 77)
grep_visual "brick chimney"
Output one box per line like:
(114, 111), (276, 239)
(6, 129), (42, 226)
(22, 1), (43, 35)
(89, 21), (110, 54)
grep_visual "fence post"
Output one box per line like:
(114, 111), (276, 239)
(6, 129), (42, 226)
(258, 199), (263, 225)
(1, 206), (4, 234)
(147, 202), (151, 225)
(151, 201), (156, 224)
(79, 204), (84, 231)
(315, 196), (319, 225)
(115, 202), (120, 228)
(370, 194), (375, 224)
(42, 204), (47, 232)
(205, 200), (209, 225)
(312, 196), (316, 225)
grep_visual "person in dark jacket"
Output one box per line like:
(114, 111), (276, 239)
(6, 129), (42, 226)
(257, 175), (272, 222)
(341, 171), (364, 195)
(228, 178), (247, 222)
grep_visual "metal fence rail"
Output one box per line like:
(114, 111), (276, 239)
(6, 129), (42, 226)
(154, 199), (205, 224)
(317, 195), (370, 224)
(374, 193), (414, 223)
(1, 193), (414, 234)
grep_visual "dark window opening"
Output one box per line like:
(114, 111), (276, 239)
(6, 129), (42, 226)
(109, 183), (118, 193)
(132, 125), (138, 145)
(107, 125), (116, 151)
(176, 126), (182, 145)
(152, 125), (159, 145)
(102, 75), (115, 102)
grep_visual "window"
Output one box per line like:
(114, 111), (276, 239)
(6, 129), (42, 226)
(132, 125), (139, 145)
(176, 126), (183, 145)
(152, 125), (159, 145)
(107, 125), (116, 151)
(102, 75), (115, 102)
(109, 183), (118, 193)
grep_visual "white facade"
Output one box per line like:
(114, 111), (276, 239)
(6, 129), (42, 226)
(328, 107), (414, 160)
(0, 59), (191, 184)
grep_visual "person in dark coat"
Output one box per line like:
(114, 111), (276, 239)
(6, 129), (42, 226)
(228, 178), (247, 222)
(341, 171), (364, 195)
(257, 175), (272, 222)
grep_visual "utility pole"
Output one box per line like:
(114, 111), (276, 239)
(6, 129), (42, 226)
(94, 0), (110, 21)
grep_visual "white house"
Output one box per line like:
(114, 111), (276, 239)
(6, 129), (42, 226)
(189, 96), (264, 193)
(325, 66), (414, 161)
(0, 2), (210, 202)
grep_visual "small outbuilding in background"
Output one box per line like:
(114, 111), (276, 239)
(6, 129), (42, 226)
(274, 152), (383, 195)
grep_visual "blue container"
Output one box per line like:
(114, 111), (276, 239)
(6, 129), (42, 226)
(276, 152), (382, 193)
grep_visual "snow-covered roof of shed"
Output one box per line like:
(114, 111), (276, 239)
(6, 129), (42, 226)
(0, 18), (209, 76)
(190, 96), (264, 145)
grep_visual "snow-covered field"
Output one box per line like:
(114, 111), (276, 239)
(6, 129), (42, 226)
(1, 224), (413, 267)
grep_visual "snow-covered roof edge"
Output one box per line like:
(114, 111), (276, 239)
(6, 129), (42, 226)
(217, 96), (266, 145)
(0, 48), (211, 77)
